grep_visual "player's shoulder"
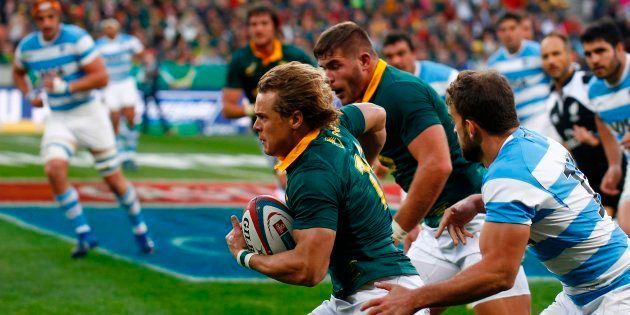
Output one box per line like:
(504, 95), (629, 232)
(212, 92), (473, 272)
(60, 24), (89, 39)
(16, 32), (39, 52)
(487, 47), (506, 65)
(281, 44), (308, 55)
(229, 46), (253, 63)
(587, 75), (608, 99)
(418, 60), (457, 79)
(379, 65), (436, 100)
(486, 128), (542, 183)
(521, 40), (541, 55)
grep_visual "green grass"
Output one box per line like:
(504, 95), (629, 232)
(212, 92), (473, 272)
(0, 133), (561, 313)
(0, 218), (561, 314)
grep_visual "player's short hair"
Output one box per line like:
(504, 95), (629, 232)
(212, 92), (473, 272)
(246, 4), (280, 31)
(446, 70), (519, 135)
(314, 22), (377, 59)
(101, 18), (120, 30)
(383, 31), (414, 51)
(258, 62), (339, 130)
(497, 11), (522, 27)
(580, 18), (622, 47)
(32, 0), (61, 16)
(543, 32), (571, 51)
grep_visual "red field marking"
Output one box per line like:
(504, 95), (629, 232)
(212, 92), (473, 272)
(0, 181), (403, 207)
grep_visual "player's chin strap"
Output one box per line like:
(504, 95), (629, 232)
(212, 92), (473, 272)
(236, 249), (255, 269)
(391, 220), (408, 243)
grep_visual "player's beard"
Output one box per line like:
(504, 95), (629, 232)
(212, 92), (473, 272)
(461, 131), (483, 163)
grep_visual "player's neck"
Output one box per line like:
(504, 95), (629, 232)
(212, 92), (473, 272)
(254, 39), (276, 55)
(482, 127), (518, 167)
(606, 54), (627, 86)
(360, 61), (379, 97)
(505, 41), (523, 55)
(553, 67), (574, 91)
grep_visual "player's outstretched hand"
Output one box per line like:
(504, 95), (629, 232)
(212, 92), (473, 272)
(435, 195), (480, 245)
(360, 282), (418, 315)
(225, 215), (248, 258)
(601, 165), (622, 196)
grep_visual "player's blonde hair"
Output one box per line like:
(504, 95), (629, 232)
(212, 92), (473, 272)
(258, 62), (339, 130)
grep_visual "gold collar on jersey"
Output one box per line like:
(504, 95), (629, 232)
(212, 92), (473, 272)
(250, 39), (283, 66)
(358, 59), (387, 102)
(275, 129), (321, 172)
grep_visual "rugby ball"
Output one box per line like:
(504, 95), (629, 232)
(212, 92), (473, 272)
(241, 195), (296, 255)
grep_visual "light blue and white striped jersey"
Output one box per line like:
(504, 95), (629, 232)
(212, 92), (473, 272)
(14, 24), (100, 111)
(413, 60), (458, 99)
(95, 33), (143, 82)
(483, 127), (630, 306)
(487, 40), (550, 123)
(588, 54), (630, 143)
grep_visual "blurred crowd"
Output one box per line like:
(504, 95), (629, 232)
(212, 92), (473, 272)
(0, 0), (628, 70)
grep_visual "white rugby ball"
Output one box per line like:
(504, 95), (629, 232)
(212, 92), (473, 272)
(241, 195), (296, 255)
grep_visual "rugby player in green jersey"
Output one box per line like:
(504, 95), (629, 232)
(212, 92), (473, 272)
(225, 62), (427, 314)
(314, 22), (531, 314)
(221, 4), (316, 200)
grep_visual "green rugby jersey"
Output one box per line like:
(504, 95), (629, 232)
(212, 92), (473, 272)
(358, 60), (485, 228)
(275, 105), (417, 299)
(225, 39), (316, 104)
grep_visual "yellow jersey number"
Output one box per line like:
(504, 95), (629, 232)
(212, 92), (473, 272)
(353, 154), (387, 210)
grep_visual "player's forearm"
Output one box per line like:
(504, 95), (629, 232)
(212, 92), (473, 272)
(248, 251), (328, 286)
(410, 259), (516, 309)
(69, 70), (108, 93)
(596, 117), (622, 167)
(394, 162), (451, 231)
(12, 68), (30, 95)
(222, 102), (247, 119)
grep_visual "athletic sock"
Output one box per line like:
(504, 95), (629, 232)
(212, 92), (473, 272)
(55, 187), (91, 236)
(116, 184), (147, 235)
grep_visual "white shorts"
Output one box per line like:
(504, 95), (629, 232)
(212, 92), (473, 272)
(41, 100), (116, 160)
(102, 77), (138, 111)
(311, 275), (428, 315)
(407, 215), (530, 308)
(541, 284), (630, 315)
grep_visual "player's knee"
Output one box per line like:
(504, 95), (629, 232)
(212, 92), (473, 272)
(93, 147), (121, 177)
(44, 159), (68, 181)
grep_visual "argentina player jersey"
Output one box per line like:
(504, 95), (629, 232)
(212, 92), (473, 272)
(14, 24), (99, 111)
(488, 40), (550, 123)
(482, 127), (630, 307)
(588, 53), (630, 144)
(95, 33), (143, 82)
(413, 60), (458, 99)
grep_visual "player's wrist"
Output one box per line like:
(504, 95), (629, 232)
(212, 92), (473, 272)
(236, 249), (255, 269)
(391, 219), (408, 243)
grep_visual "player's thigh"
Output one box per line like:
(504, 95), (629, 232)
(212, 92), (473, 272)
(102, 83), (123, 112)
(41, 113), (77, 162)
(120, 78), (139, 110)
(74, 101), (117, 151)
(407, 229), (460, 284)
(540, 291), (581, 315)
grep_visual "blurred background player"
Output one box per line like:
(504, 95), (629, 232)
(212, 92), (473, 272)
(362, 69), (630, 315)
(541, 32), (624, 217)
(12, 0), (153, 258)
(221, 4), (316, 200)
(382, 31), (458, 100)
(487, 12), (555, 139)
(314, 22), (530, 314)
(581, 19), (630, 235)
(226, 62), (426, 314)
(95, 18), (144, 171)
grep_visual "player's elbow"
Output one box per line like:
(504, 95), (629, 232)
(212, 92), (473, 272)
(221, 103), (240, 119)
(294, 262), (328, 287)
(489, 266), (518, 293)
(432, 159), (453, 179)
(96, 71), (109, 88)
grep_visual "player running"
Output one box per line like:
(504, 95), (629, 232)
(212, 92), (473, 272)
(362, 70), (630, 315)
(314, 22), (530, 314)
(226, 62), (426, 314)
(221, 4), (316, 200)
(12, 0), (153, 258)
(95, 18), (144, 171)
(581, 19), (630, 235)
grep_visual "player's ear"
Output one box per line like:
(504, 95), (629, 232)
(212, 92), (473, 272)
(465, 119), (477, 139)
(358, 51), (372, 70)
(289, 110), (303, 130)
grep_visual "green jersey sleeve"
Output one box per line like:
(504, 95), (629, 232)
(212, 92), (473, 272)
(339, 105), (366, 138)
(287, 167), (339, 231)
(382, 82), (442, 146)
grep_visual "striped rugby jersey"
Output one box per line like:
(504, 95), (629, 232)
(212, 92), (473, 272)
(588, 54), (630, 143)
(487, 40), (550, 123)
(95, 33), (143, 83)
(14, 24), (100, 111)
(413, 60), (458, 99)
(483, 126), (630, 306)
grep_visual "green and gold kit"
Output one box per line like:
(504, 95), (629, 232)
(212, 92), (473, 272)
(225, 39), (316, 103)
(358, 60), (485, 228)
(275, 105), (417, 299)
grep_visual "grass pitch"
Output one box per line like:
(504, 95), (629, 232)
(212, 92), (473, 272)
(0, 134), (561, 314)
